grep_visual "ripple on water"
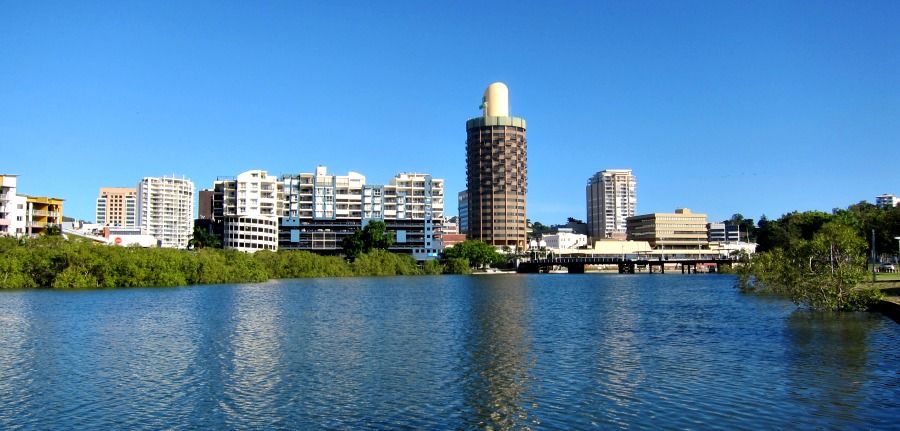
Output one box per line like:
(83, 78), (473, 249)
(0, 276), (897, 430)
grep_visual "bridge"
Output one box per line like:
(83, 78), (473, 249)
(516, 256), (737, 274)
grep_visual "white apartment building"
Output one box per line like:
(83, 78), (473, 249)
(382, 172), (444, 260)
(280, 167), (444, 260)
(214, 170), (282, 253)
(137, 175), (194, 248)
(0, 174), (27, 237)
(586, 169), (636, 240)
(542, 228), (588, 250)
(96, 187), (137, 227)
(876, 194), (899, 208)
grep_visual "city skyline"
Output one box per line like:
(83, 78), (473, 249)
(2, 2), (898, 224)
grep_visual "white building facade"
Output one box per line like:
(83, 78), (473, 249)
(542, 228), (588, 250)
(215, 170), (282, 253)
(876, 194), (899, 208)
(0, 174), (27, 237)
(137, 175), (194, 248)
(587, 169), (636, 240)
(279, 167), (444, 260)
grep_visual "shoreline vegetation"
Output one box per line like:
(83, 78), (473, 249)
(0, 235), (472, 289)
(735, 201), (899, 311)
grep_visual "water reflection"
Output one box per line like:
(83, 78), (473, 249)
(218, 282), (290, 428)
(461, 276), (538, 430)
(0, 277), (897, 430)
(784, 311), (881, 426)
(0, 293), (37, 429)
(592, 277), (647, 425)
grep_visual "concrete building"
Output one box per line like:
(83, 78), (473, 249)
(542, 228), (588, 250)
(104, 227), (158, 247)
(708, 222), (740, 243)
(96, 187), (137, 227)
(442, 216), (459, 235)
(25, 196), (64, 235)
(137, 175), (194, 248)
(0, 175), (27, 237)
(465, 82), (528, 250)
(626, 208), (709, 254)
(586, 169), (636, 240)
(590, 239), (653, 256)
(279, 167), (444, 260)
(212, 170), (282, 253)
(876, 194), (899, 208)
(457, 190), (469, 236)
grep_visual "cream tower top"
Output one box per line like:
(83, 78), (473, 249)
(481, 82), (509, 117)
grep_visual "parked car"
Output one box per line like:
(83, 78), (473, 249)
(879, 263), (896, 273)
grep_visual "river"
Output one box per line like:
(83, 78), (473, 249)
(0, 274), (897, 429)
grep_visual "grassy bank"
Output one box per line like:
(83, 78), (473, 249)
(0, 236), (468, 289)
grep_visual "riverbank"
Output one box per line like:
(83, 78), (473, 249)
(0, 236), (467, 289)
(867, 281), (900, 322)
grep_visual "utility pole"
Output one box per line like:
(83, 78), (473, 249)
(872, 229), (877, 282)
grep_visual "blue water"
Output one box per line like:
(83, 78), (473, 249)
(0, 275), (897, 430)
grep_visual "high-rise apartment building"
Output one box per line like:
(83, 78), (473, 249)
(279, 166), (444, 260)
(586, 169), (636, 240)
(137, 175), (194, 248)
(96, 187), (137, 227)
(0, 174), (27, 237)
(211, 170), (281, 253)
(465, 82), (528, 249)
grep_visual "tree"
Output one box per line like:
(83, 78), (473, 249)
(738, 220), (882, 311)
(729, 213), (757, 242)
(341, 220), (394, 261)
(188, 226), (221, 249)
(528, 221), (552, 240)
(443, 240), (504, 269)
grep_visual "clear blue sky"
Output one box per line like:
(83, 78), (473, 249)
(2, 1), (898, 224)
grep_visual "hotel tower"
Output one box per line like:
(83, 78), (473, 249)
(464, 82), (528, 249)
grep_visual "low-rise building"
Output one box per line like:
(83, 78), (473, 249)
(590, 239), (653, 256)
(542, 228), (588, 250)
(627, 208), (709, 255)
(876, 194), (899, 208)
(25, 196), (64, 235)
(441, 234), (467, 248)
(104, 227), (159, 247)
(707, 222), (740, 243)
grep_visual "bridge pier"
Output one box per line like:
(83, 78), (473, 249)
(618, 263), (635, 274)
(567, 264), (585, 274)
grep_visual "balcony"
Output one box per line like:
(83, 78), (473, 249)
(30, 210), (60, 217)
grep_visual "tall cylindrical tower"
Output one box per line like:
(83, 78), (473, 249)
(465, 82), (528, 249)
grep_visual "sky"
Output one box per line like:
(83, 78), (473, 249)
(1, 1), (898, 224)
